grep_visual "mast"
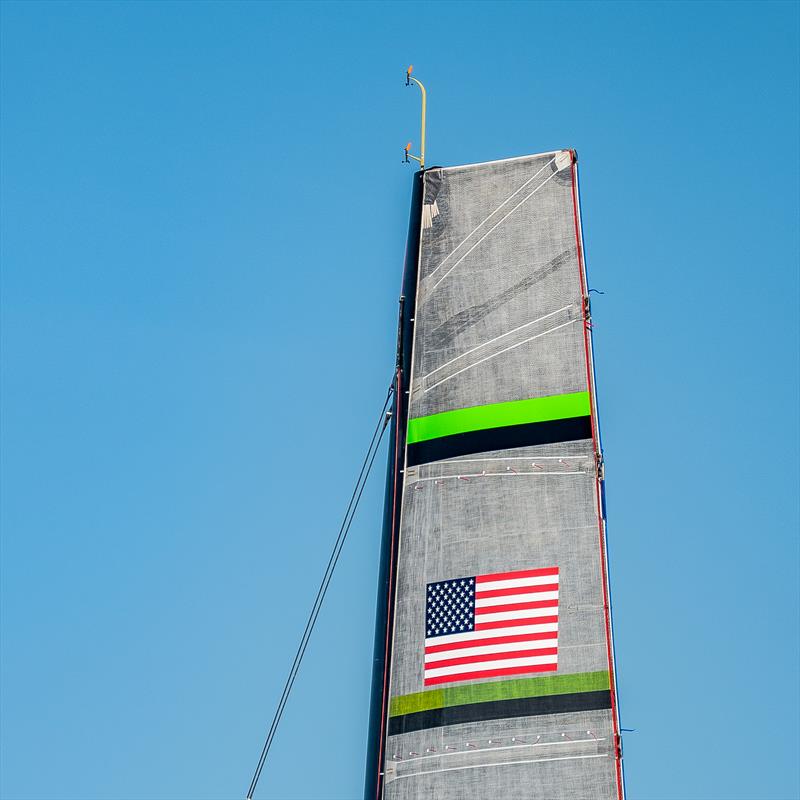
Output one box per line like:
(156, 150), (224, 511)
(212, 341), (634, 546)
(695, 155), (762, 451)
(365, 134), (624, 797)
(364, 168), (423, 800)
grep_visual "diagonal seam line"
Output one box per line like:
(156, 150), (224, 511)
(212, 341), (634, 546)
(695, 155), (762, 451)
(422, 305), (573, 380)
(423, 319), (578, 393)
(427, 158), (556, 279)
(427, 168), (561, 295)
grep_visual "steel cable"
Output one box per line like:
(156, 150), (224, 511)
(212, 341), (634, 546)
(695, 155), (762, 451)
(246, 383), (394, 799)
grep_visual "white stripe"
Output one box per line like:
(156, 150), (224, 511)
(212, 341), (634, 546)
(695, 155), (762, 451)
(424, 654), (558, 679)
(428, 169), (560, 293)
(477, 574), (559, 592)
(388, 736), (606, 766)
(427, 158), (555, 279)
(410, 470), (585, 484)
(424, 638), (558, 663)
(475, 591), (559, 607)
(444, 455), (590, 463)
(426, 622), (558, 647)
(421, 319), (577, 393)
(475, 606), (559, 624)
(389, 753), (607, 781)
(422, 305), (571, 379)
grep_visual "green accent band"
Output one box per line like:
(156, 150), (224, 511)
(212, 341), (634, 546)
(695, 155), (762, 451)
(407, 392), (591, 445)
(389, 670), (610, 718)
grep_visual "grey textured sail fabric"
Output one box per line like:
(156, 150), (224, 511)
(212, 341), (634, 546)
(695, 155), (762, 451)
(379, 152), (623, 799)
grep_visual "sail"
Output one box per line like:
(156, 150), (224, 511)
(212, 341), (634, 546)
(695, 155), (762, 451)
(366, 151), (623, 799)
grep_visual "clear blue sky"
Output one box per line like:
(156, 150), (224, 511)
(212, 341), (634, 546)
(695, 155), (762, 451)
(1, 2), (798, 799)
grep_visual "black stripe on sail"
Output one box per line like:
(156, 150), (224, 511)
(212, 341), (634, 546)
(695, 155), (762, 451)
(388, 689), (612, 736)
(406, 416), (592, 467)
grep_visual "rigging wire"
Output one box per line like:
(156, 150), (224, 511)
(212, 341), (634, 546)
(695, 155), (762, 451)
(245, 383), (395, 800)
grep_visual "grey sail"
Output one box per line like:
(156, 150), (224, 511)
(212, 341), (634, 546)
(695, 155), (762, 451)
(366, 151), (623, 800)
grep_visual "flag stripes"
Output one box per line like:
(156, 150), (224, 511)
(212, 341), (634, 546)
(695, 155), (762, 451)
(424, 567), (559, 686)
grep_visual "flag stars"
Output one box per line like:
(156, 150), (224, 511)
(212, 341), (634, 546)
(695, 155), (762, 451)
(426, 576), (476, 639)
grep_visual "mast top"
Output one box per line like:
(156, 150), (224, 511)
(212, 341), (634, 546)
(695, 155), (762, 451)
(403, 66), (427, 170)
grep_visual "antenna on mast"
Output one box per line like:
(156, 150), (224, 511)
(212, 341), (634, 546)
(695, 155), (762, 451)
(403, 65), (426, 169)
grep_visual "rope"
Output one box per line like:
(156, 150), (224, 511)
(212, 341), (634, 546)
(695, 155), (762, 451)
(245, 384), (394, 800)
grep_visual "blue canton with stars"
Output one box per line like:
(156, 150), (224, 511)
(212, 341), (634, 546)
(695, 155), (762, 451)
(426, 576), (476, 638)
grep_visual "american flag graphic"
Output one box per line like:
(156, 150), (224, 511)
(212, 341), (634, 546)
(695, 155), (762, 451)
(424, 566), (559, 686)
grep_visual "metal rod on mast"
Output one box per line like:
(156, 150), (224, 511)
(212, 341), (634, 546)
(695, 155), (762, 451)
(403, 65), (426, 169)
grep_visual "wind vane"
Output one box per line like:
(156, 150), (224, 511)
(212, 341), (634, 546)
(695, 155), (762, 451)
(403, 65), (426, 169)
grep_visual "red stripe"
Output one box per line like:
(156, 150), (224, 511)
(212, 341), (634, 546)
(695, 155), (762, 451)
(477, 566), (558, 583)
(475, 615), (558, 630)
(570, 157), (623, 800)
(425, 631), (558, 654)
(476, 599), (559, 614)
(423, 662), (558, 686)
(425, 647), (558, 670)
(476, 583), (558, 599)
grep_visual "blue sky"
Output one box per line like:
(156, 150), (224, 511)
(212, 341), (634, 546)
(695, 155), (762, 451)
(1, 2), (798, 799)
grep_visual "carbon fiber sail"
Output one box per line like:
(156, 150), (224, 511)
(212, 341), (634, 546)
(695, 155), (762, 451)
(366, 151), (623, 799)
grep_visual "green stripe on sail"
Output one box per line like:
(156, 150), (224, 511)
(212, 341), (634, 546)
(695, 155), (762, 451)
(406, 392), (591, 445)
(389, 670), (610, 718)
